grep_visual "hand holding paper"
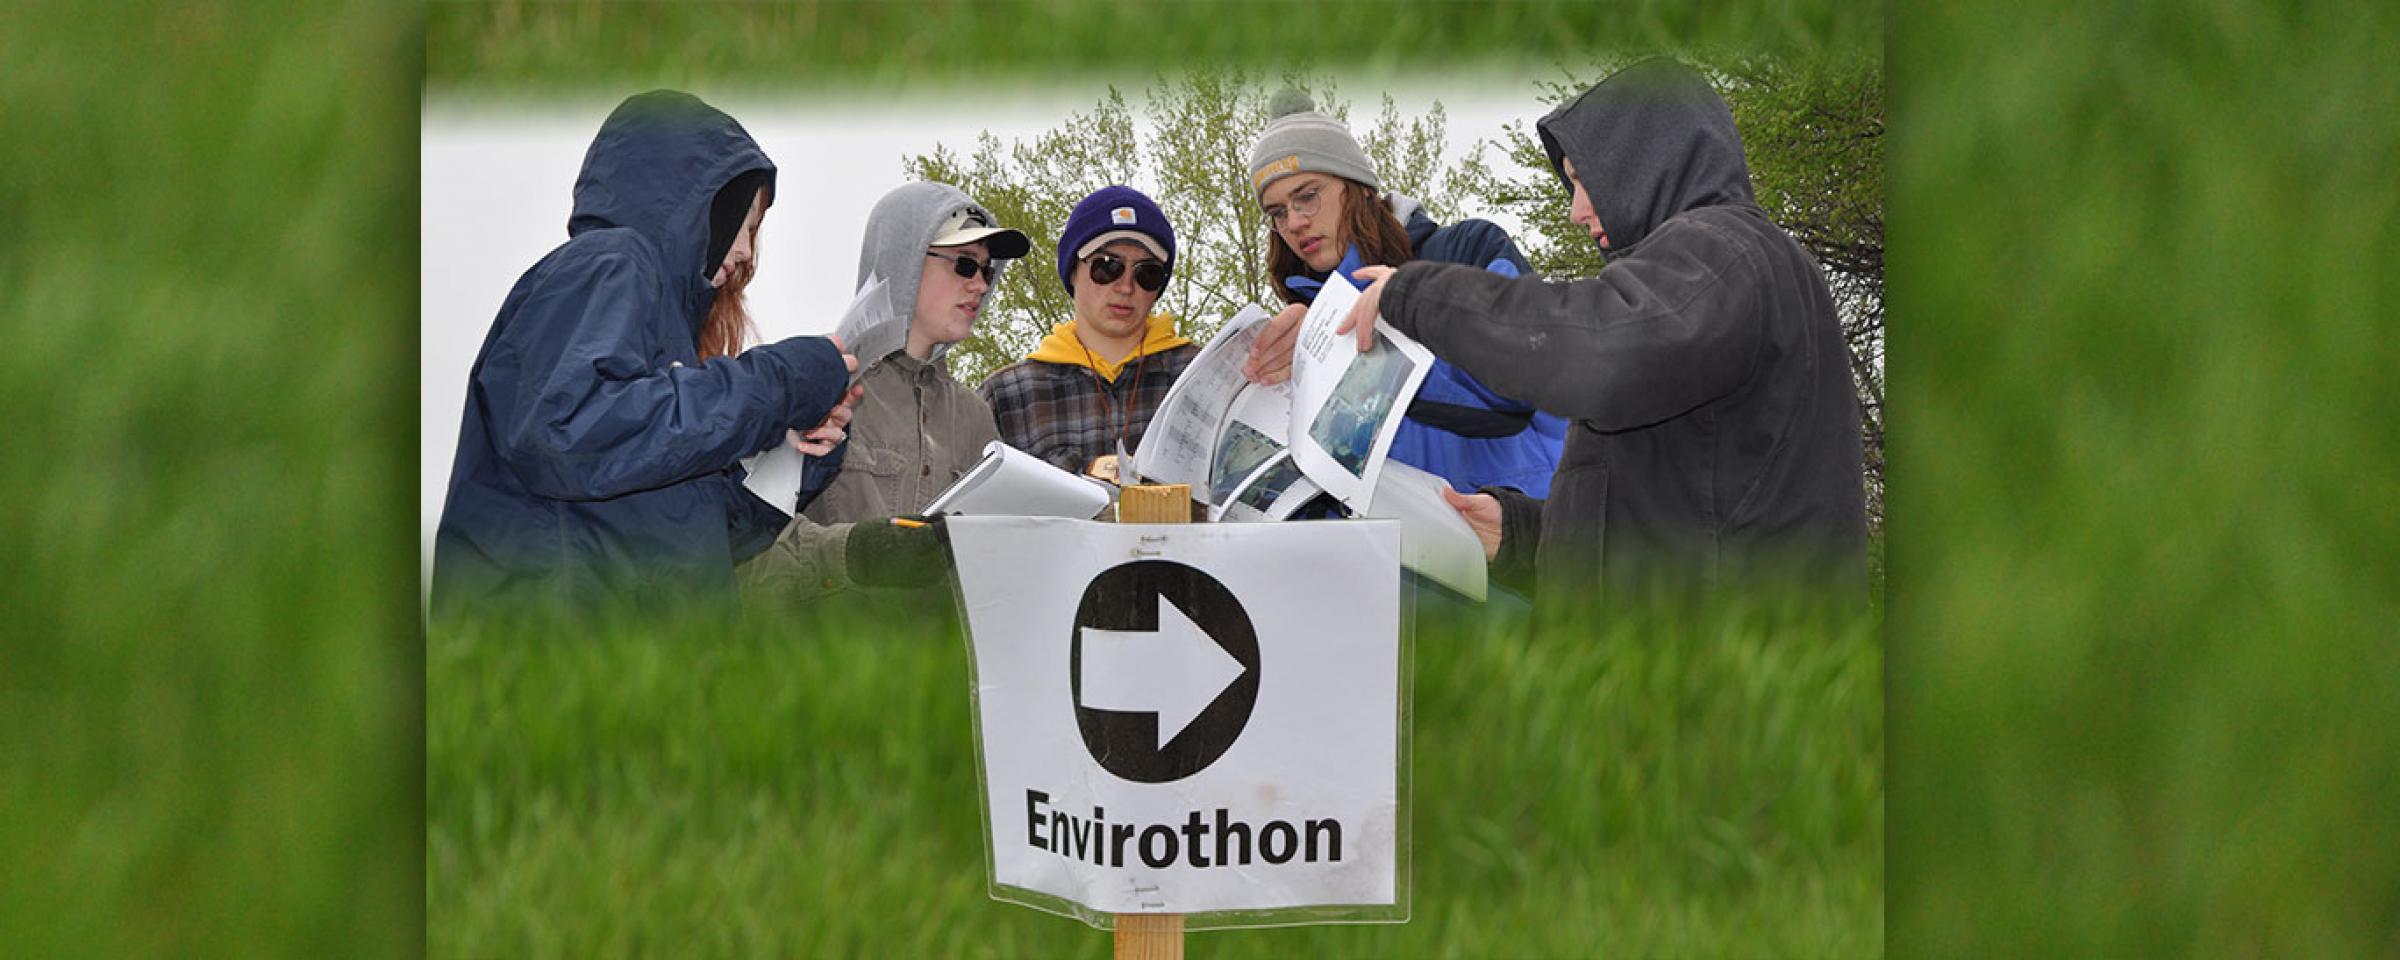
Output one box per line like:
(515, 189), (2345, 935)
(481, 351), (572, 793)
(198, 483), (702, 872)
(1336, 264), (1397, 353)
(1441, 486), (1503, 562)
(827, 331), (859, 375)
(791, 383), (864, 456)
(1242, 302), (1309, 385)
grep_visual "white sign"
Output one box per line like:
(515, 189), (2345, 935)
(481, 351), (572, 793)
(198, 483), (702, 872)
(948, 516), (1403, 916)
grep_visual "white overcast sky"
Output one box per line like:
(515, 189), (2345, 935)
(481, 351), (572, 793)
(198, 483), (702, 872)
(421, 75), (1559, 576)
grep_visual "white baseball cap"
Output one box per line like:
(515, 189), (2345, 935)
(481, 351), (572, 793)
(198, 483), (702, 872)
(929, 206), (1031, 259)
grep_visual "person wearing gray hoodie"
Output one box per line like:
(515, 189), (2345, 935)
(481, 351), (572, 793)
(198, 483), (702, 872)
(737, 181), (1030, 605)
(1339, 59), (1869, 610)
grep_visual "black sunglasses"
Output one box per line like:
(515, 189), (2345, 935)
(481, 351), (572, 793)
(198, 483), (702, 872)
(926, 250), (999, 283)
(1084, 252), (1169, 292)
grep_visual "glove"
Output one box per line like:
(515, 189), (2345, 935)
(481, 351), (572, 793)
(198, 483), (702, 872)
(844, 514), (953, 589)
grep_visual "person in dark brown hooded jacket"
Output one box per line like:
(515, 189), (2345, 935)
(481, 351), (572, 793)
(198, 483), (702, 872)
(1336, 59), (1869, 610)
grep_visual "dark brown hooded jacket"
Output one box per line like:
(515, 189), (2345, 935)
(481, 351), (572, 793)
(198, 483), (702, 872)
(1377, 59), (1868, 608)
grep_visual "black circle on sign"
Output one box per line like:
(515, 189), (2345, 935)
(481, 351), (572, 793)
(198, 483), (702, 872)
(1068, 560), (1260, 783)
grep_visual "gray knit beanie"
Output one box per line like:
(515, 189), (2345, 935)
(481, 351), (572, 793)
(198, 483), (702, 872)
(1247, 88), (1382, 202)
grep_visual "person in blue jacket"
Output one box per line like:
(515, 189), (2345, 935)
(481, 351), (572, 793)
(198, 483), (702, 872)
(1238, 88), (1566, 499)
(431, 90), (857, 619)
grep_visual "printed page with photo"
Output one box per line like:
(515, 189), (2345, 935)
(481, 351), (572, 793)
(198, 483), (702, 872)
(1285, 274), (1433, 515)
(1206, 380), (1294, 506)
(1214, 451), (1323, 522)
(1130, 304), (1272, 498)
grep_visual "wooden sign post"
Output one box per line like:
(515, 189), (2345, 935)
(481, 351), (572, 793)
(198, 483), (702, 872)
(1110, 482), (1190, 960)
(1115, 483), (1193, 525)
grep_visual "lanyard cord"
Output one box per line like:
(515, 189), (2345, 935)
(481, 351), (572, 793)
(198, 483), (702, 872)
(1079, 337), (1148, 461)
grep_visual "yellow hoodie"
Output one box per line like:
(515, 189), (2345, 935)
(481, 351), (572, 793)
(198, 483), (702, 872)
(1023, 313), (1193, 383)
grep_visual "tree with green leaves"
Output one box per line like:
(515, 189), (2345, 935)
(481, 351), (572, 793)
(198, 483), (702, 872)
(904, 67), (1473, 390)
(911, 58), (1883, 531)
(1723, 54), (1884, 533)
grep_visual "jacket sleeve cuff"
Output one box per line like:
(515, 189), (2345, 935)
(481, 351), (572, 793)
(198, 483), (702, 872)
(768, 335), (852, 430)
(1378, 261), (1442, 339)
(1481, 485), (1545, 596)
(735, 517), (855, 610)
(792, 334), (847, 379)
(813, 520), (856, 597)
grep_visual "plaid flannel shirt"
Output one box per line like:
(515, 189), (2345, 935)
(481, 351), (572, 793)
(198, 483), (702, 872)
(978, 343), (1201, 475)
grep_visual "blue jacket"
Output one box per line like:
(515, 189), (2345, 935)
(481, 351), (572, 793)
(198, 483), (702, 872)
(432, 91), (848, 617)
(1283, 198), (1566, 497)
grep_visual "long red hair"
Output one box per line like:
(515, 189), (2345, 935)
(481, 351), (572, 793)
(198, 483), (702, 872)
(699, 233), (758, 361)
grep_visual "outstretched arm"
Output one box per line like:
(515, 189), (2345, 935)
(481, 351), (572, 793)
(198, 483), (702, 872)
(486, 250), (851, 500)
(1376, 220), (1765, 430)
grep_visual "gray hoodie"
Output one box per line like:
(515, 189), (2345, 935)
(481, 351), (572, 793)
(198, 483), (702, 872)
(852, 181), (1017, 365)
(736, 182), (1005, 604)
(1378, 59), (1869, 607)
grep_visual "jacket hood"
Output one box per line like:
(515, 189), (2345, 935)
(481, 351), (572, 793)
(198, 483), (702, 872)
(569, 90), (777, 330)
(855, 181), (1010, 365)
(1537, 59), (1755, 254)
(1391, 193), (1437, 249)
(1024, 314), (1192, 382)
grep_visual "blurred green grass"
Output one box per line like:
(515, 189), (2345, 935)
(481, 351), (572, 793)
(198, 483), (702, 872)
(425, 0), (1880, 97)
(1889, 0), (2400, 954)
(427, 601), (1881, 957)
(0, 1), (421, 956)
(16, 0), (2399, 953)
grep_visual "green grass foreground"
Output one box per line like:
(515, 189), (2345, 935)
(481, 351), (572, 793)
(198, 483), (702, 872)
(428, 598), (1880, 957)
(0, 2), (420, 955)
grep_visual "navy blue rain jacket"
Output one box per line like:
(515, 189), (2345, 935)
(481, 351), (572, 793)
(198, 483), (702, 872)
(431, 91), (848, 617)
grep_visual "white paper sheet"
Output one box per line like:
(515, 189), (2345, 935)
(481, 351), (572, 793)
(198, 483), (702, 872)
(831, 274), (900, 383)
(738, 439), (811, 516)
(1357, 459), (1487, 601)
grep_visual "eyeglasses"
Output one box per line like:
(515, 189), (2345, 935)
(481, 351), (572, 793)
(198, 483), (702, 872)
(926, 250), (998, 284)
(1084, 253), (1169, 293)
(1261, 181), (1330, 231)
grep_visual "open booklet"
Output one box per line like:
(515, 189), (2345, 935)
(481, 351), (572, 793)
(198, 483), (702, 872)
(743, 436), (1112, 523)
(1131, 275), (1483, 599)
(1210, 451), (1483, 599)
(923, 441), (1114, 520)
(1132, 273), (1432, 515)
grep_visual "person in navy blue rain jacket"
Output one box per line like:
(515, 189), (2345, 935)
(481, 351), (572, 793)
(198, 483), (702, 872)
(432, 90), (856, 619)
(1239, 88), (1565, 499)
